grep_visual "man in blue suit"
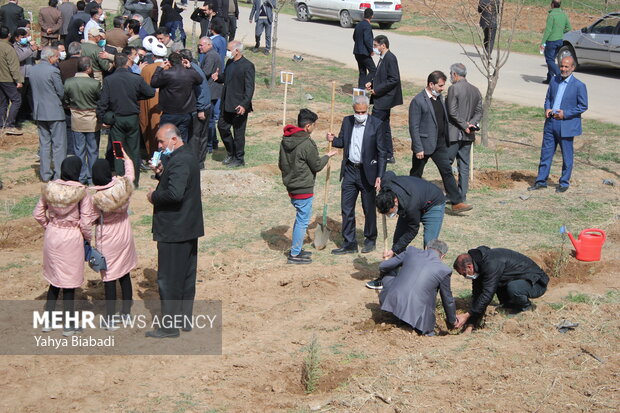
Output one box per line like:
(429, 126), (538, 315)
(529, 56), (587, 193)
(327, 95), (388, 255)
(352, 8), (375, 89)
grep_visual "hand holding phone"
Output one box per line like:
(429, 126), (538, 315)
(113, 141), (123, 159)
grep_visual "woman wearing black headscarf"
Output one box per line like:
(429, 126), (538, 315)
(33, 156), (98, 336)
(64, 18), (85, 49)
(90, 150), (137, 327)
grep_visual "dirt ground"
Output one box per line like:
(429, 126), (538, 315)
(1, 53), (619, 412)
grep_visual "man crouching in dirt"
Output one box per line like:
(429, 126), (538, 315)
(278, 109), (337, 264)
(453, 246), (549, 330)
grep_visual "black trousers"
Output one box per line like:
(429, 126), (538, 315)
(104, 273), (133, 316)
(227, 15), (237, 41)
(341, 162), (377, 247)
(496, 279), (547, 310)
(218, 110), (248, 161)
(354, 53), (376, 89)
(157, 239), (198, 333)
(410, 144), (463, 205)
(483, 27), (497, 56)
(371, 107), (393, 158)
(190, 108), (211, 169)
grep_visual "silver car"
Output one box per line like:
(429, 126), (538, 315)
(558, 12), (620, 69)
(295, 0), (402, 29)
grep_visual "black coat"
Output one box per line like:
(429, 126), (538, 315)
(152, 144), (204, 243)
(0, 2), (24, 34)
(381, 171), (446, 253)
(332, 115), (387, 187)
(150, 65), (202, 114)
(218, 55), (255, 113)
(468, 246), (549, 318)
(369, 50), (403, 110)
(352, 19), (373, 56)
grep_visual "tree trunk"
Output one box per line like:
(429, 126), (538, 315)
(481, 68), (499, 147)
(270, 12), (279, 89)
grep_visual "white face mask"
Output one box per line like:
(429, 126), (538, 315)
(388, 212), (397, 218)
(27, 36), (32, 42)
(354, 114), (367, 124)
(225, 50), (233, 59)
(59, 51), (67, 60)
(373, 47), (380, 55)
(133, 55), (140, 64)
(99, 14), (105, 22)
(465, 273), (479, 280)
(431, 89), (441, 97)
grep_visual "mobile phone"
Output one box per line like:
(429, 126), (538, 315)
(113, 141), (123, 159)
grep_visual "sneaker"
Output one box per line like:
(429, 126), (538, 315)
(287, 249), (312, 258)
(5, 127), (22, 135)
(555, 186), (568, 193)
(365, 279), (383, 290)
(287, 253), (312, 264)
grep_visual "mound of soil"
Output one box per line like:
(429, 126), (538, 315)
(200, 170), (273, 197)
(533, 249), (613, 286)
(0, 218), (42, 250)
(472, 170), (539, 189)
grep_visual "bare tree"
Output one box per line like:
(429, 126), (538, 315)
(419, 0), (524, 146)
(270, 0), (293, 88)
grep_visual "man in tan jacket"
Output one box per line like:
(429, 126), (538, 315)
(39, 0), (64, 47)
(0, 26), (23, 135)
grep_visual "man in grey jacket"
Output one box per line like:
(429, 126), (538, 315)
(30, 46), (66, 182)
(249, 0), (276, 55)
(446, 63), (482, 201)
(198, 36), (222, 153)
(378, 239), (456, 336)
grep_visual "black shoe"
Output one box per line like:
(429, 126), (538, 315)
(287, 249), (312, 258)
(222, 155), (233, 165)
(527, 183), (547, 191)
(145, 329), (180, 338)
(227, 160), (245, 168)
(287, 253), (312, 264)
(555, 185), (568, 193)
(361, 242), (376, 253)
(365, 278), (383, 290)
(182, 326), (192, 332)
(331, 246), (358, 255)
(387, 156), (396, 164)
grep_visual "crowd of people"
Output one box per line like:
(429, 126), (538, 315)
(7, 0), (587, 337)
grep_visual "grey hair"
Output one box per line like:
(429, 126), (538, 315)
(171, 42), (183, 53)
(132, 14), (143, 23)
(41, 46), (58, 62)
(67, 41), (82, 56)
(229, 40), (243, 53)
(159, 123), (181, 140)
(427, 239), (448, 256)
(353, 94), (370, 106)
(450, 63), (467, 77)
(199, 36), (212, 45)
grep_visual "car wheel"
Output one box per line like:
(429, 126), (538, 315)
(296, 4), (310, 22)
(378, 22), (393, 29)
(339, 10), (353, 28)
(556, 45), (579, 70)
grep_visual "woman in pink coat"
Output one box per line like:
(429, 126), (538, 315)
(91, 151), (138, 323)
(33, 156), (98, 336)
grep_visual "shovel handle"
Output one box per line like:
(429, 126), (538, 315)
(323, 81), (337, 207)
(382, 214), (388, 258)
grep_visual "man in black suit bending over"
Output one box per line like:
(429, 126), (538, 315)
(214, 40), (255, 168)
(366, 34), (402, 165)
(352, 8), (375, 89)
(327, 95), (388, 255)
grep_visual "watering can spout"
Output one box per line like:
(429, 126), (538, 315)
(566, 231), (579, 251)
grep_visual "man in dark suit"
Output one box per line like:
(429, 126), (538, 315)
(352, 8), (375, 89)
(214, 41), (255, 167)
(366, 34), (402, 164)
(478, 0), (499, 56)
(409, 70), (473, 213)
(529, 56), (587, 193)
(446, 63), (482, 201)
(146, 123), (204, 339)
(327, 95), (387, 255)
(0, 0), (25, 35)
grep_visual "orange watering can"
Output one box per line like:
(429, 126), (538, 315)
(566, 228), (606, 262)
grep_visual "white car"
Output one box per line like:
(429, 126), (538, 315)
(558, 12), (620, 69)
(294, 0), (402, 29)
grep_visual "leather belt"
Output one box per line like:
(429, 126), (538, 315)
(347, 160), (362, 168)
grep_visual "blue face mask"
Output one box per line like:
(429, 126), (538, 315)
(19, 38), (28, 46)
(97, 39), (106, 47)
(162, 141), (174, 156)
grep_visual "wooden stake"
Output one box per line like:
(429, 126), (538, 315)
(470, 141), (474, 183)
(282, 82), (289, 126)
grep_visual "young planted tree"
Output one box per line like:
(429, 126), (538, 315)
(270, 0), (293, 88)
(419, 0), (525, 146)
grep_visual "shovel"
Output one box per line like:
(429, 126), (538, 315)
(382, 215), (389, 259)
(314, 81), (336, 250)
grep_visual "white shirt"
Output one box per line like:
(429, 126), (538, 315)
(84, 20), (102, 41)
(349, 119), (366, 163)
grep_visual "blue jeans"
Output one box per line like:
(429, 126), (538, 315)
(207, 99), (220, 150)
(165, 20), (186, 47)
(535, 118), (574, 188)
(421, 203), (445, 247)
(73, 130), (100, 184)
(160, 112), (192, 143)
(544, 39), (563, 82)
(290, 196), (313, 256)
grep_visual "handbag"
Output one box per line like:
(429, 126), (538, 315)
(85, 212), (107, 272)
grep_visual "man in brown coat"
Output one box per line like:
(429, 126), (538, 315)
(106, 16), (129, 52)
(40, 0), (64, 47)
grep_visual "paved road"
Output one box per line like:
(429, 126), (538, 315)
(103, 1), (619, 125)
